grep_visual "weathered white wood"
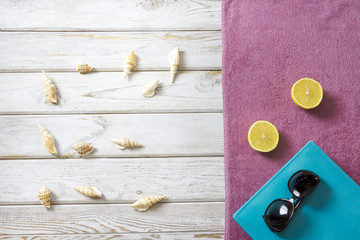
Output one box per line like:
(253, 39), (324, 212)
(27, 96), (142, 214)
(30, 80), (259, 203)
(0, 157), (224, 204)
(0, 113), (223, 159)
(0, 203), (224, 235)
(0, 0), (221, 31)
(0, 232), (224, 240)
(0, 71), (222, 114)
(0, 32), (221, 72)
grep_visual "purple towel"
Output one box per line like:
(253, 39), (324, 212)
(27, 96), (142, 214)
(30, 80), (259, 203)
(222, 0), (360, 239)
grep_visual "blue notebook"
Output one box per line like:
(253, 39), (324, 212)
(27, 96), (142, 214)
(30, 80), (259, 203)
(233, 141), (360, 239)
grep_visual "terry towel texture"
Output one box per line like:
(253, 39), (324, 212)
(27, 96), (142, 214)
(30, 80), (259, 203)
(222, 0), (360, 239)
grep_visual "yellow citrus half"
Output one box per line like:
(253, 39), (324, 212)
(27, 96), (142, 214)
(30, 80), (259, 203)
(291, 78), (323, 109)
(248, 121), (279, 152)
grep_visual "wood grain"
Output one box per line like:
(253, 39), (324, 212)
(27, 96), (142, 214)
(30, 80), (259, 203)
(0, 157), (224, 204)
(0, 0), (221, 31)
(0, 203), (224, 235)
(0, 232), (224, 240)
(0, 32), (221, 72)
(0, 71), (222, 114)
(0, 113), (223, 159)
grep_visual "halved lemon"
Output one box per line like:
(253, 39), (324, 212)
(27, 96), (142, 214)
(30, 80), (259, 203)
(291, 78), (323, 109)
(248, 121), (279, 152)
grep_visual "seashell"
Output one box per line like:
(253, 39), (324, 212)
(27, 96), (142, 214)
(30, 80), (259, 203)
(76, 62), (93, 74)
(142, 79), (159, 98)
(72, 142), (94, 156)
(38, 185), (52, 208)
(74, 186), (102, 198)
(42, 70), (57, 104)
(167, 46), (180, 83)
(110, 138), (142, 150)
(130, 195), (166, 212)
(124, 51), (136, 79)
(39, 124), (57, 154)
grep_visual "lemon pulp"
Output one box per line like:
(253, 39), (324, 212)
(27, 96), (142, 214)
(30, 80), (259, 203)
(291, 78), (323, 109)
(248, 121), (279, 152)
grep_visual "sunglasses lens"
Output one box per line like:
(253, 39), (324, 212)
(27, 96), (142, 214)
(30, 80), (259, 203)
(264, 200), (294, 231)
(288, 171), (320, 198)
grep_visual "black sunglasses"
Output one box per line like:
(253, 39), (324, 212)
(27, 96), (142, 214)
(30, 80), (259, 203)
(263, 170), (320, 232)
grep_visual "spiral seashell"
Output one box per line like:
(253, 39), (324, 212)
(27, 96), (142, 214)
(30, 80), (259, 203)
(110, 138), (142, 150)
(39, 124), (57, 154)
(72, 142), (94, 156)
(167, 46), (180, 83)
(142, 79), (159, 98)
(42, 70), (57, 104)
(130, 195), (166, 212)
(38, 185), (52, 208)
(74, 186), (102, 198)
(124, 51), (136, 79)
(76, 62), (93, 74)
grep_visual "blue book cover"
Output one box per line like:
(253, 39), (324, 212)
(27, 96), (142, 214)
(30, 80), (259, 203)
(233, 141), (360, 239)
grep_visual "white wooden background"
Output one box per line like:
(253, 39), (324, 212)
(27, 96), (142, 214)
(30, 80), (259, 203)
(0, 0), (223, 239)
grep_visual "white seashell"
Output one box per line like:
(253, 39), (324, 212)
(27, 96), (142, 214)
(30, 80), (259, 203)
(124, 51), (136, 79)
(110, 138), (142, 150)
(76, 62), (93, 74)
(43, 70), (57, 104)
(39, 124), (57, 154)
(142, 80), (159, 98)
(167, 46), (180, 83)
(72, 142), (94, 156)
(38, 185), (52, 208)
(74, 186), (102, 198)
(130, 195), (166, 211)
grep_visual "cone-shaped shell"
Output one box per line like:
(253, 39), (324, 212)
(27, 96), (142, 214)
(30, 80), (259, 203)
(110, 138), (142, 150)
(43, 70), (57, 104)
(124, 51), (136, 79)
(142, 79), (159, 98)
(74, 186), (102, 198)
(167, 46), (180, 83)
(39, 124), (57, 154)
(38, 185), (52, 208)
(130, 195), (166, 211)
(76, 62), (93, 74)
(72, 142), (94, 156)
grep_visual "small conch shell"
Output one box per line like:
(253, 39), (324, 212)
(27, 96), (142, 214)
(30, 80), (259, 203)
(130, 195), (166, 212)
(38, 185), (52, 208)
(124, 51), (136, 79)
(142, 80), (159, 98)
(42, 70), (57, 104)
(110, 138), (142, 150)
(167, 46), (180, 83)
(72, 142), (94, 156)
(76, 62), (93, 74)
(74, 186), (102, 198)
(39, 124), (57, 154)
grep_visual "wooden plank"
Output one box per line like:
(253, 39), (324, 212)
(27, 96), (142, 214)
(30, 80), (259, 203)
(0, 113), (223, 159)
(0, 32), (221, 72)
(0, 203), (224, 235)
(0, 71), (222, 114)
(0, 157), (224, 204)
(0, 0), (221, 31)
(0, 232), (224, 240)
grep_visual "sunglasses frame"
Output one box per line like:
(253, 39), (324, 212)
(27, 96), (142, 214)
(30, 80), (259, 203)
(262, 170), (320, 232)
